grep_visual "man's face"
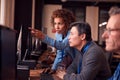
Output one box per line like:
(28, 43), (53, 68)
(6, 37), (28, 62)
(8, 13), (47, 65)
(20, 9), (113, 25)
(68, 26), (83, 50)
(102, 14), (120, 54)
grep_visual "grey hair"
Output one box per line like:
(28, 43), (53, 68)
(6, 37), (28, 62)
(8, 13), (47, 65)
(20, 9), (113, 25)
(109, 6), (120, 16)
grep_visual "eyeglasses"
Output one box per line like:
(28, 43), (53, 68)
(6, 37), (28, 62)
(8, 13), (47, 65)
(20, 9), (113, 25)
(104, 28), (120, 35)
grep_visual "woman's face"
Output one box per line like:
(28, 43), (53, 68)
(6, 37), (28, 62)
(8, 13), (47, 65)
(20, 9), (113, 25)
(68, 26), (83, 50)
(53, 18), (66, 34)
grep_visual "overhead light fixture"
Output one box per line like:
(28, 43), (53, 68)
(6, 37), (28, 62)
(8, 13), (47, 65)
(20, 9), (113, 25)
(99, 22), (107, 27)
(61, 0), (67, 2)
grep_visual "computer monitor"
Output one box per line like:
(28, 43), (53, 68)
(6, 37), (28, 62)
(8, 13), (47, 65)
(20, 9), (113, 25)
(0, 25), (16, 80)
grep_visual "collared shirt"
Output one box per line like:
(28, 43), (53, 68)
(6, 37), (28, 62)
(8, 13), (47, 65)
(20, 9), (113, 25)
(77, 41), (92, 74)
(42, 31), (70, 70)
(42, 31), (70, 50)
(108, 63), (120, 80)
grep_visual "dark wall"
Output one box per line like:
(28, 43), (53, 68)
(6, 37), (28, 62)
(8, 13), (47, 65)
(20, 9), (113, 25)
(14, 0), (32, 60)
(14, 0), (47, 60)
(35, 0), (44, 30)
(35, 0), (47, 52)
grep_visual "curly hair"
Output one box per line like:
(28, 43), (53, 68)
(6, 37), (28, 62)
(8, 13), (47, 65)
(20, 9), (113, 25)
(51, 9), (75, 30)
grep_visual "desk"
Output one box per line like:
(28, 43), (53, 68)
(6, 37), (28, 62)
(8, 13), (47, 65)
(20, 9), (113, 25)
(30, 69), (44, 77)
(30, 69), (62, 80)
(30, 69), (43, 80)
(29, 50), (61, 80)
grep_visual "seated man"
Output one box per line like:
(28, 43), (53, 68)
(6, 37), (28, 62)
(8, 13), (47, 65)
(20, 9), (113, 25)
(102, 6), (120, 80)
(56, 21), (111, 80)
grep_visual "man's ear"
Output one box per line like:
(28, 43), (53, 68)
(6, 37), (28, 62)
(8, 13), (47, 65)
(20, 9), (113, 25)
(81, 34), (86, 40)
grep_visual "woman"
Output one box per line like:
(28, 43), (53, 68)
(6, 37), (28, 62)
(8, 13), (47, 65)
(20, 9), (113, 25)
(29, 9), (75, 72)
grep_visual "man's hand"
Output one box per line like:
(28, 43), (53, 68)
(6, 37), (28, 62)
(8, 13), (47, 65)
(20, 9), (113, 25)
(56, 70), (66, 79)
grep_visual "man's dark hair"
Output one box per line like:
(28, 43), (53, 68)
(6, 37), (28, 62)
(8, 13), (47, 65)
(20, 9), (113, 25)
(70, 21), (92, 41)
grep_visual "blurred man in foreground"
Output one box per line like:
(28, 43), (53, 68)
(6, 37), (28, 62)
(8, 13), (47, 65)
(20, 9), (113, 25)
(102, 6), (120, 80)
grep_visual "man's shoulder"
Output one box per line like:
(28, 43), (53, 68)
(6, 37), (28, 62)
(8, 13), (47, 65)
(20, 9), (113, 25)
(89, 41), (104, 51)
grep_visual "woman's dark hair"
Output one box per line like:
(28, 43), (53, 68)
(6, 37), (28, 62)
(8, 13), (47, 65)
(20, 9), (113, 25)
(70, 21), (92, 41)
